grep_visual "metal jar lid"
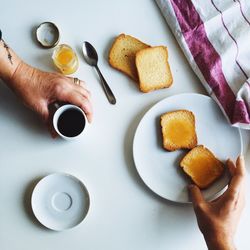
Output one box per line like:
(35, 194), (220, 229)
(36, 22), (60, 48)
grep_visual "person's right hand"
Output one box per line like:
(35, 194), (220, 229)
(189, 155), (245, 250)
(8, 61), (93, 137)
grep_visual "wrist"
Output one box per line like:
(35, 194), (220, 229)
(8, 61), (35, 91)
(0, 39), (22, 82)
(204, 231), (235, 250)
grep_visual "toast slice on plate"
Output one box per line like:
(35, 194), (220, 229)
(180, 145), (225, 189)
(160, 110), (197, 151)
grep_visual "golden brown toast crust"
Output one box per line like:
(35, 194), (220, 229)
(180, 145), (224, 189)
(160, 110), (197, 151)
(108, 34), (150, 81)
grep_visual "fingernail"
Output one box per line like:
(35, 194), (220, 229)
(188, 184), (195, 190)
(88, 117), (93, 123)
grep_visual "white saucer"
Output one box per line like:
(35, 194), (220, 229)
(31, 173), (90, 231)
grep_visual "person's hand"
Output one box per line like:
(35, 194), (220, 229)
(189, 155), (245, 250)
(8, 61), (93, 137)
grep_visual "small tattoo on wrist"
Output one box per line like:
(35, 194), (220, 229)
(2, 39), (13, 65)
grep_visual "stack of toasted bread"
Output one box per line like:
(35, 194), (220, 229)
(109, 34), (173, 93)
(160, 110), (224, 189)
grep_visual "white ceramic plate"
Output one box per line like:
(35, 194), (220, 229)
(31, 173), (90, 230)
(133, 94), (242, 203)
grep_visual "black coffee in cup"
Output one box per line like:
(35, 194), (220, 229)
(57, 108), (86, 137)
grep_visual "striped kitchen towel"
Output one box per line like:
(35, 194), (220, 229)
(156, 0), (250, 129)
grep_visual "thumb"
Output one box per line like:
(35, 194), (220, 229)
(38, 101), (58, 138)
(188, 184), (205, 207)
(36, 100), (49, 122)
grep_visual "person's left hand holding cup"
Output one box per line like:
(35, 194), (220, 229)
(8, 61), (93, 137)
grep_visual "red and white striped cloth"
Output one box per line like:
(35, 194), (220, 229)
(156, 0), (250, 129)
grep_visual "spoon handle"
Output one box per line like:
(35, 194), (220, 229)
(95, 66), (116, 105)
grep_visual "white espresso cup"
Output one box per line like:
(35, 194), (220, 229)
(53, 104), (88, 140)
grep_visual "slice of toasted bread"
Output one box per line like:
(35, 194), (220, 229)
(109, 34), (150, 80)
(160, 110), (197, 151)
(180, 145), (224, 189)
(135, 46), (173, 93)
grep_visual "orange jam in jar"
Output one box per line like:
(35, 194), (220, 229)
(52, 44), (79, 75)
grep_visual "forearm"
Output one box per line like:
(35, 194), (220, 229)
(0, 38), (22, 82)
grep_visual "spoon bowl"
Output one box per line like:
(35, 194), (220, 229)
(82, 42), (98, 66)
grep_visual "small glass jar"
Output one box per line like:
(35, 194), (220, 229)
(52, 44), (79, 75)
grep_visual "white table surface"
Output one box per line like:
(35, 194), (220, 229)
(0, 1), (249, 250)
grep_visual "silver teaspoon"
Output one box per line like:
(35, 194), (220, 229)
(82, 41), (116, 105)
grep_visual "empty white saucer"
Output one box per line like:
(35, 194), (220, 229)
(31, 173), (90, 231)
